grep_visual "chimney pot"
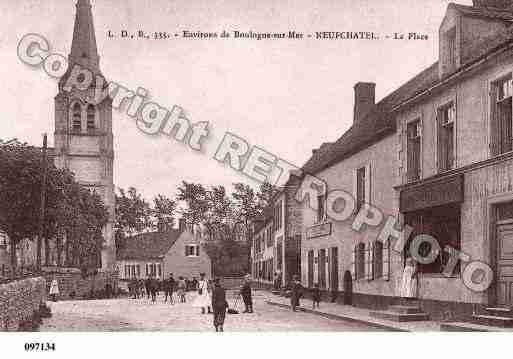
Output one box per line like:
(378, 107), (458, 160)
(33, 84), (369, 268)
(353, 82), (376, 124)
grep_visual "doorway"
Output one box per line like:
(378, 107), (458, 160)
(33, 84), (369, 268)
(496, 222), (513, 306)
(330, 247), (339, 302)
(343, 270), (352, 305)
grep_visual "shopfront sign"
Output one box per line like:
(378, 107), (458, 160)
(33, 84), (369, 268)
(307, 222), (332, 239)
(400, 174), (464, 213)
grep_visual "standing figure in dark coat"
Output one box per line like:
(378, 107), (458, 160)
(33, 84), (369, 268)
(164, 273), (175, 304)
(211, 277), (228, 332)
(240, 274), (253, 313)
(291, 275), (303, 312)
(145, 277), (151, 299)
(312, 283), (321, 309)
(149, 275), (158, 303)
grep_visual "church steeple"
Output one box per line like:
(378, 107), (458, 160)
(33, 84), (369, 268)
(69, 0), (100, 73)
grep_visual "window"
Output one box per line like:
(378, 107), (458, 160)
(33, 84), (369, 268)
(404, 204), (461, 274)
(157, 263), (162, 278)
(437, 103), (455, 172)
(318, 249), (326, 288)
(491, 76), (513, 156)
(356, 243), (365, 280)
(447, 28), (456, 69)
(274, 201), (283, 231)
(356, 167), (366, 213)
(0, 232), (7, 247)
(373, 241), (383, 279)
(72, 102), (82, 132)
(185, 244), (200, 257)
(406, 120), (421, 181)
(317, 194), (326, 222)
(266, 227), (273, 247)
(86, 104), (96, 130)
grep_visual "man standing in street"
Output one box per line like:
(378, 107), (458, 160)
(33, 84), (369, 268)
(211, 277), (228, 332)
(291, 275), (303, 312)
(164, 273), (176, 304)
(240, 274), (253, 313)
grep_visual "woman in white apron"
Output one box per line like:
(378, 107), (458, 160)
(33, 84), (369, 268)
(193, 273), (212, 314)
(49, 276), (60, 302)
(400, 257), (418, 301)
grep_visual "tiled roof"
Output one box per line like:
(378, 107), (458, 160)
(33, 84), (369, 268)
(301, 4), (513, 176)
(117, 230), (183, 260)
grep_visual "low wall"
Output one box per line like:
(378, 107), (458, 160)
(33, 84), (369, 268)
(42, 268), (119, 299)
(0, 276), (47, 331)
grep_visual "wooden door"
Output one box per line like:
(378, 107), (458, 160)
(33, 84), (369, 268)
(319, 249), (326, 289)
(307, 251), (314, 288)
(497, 222), (513, 306)
(331, 247), (339, 292)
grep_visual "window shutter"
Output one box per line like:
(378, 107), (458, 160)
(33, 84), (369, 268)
(365, 164), (371, 205)
(145, 263), (149, 276)
(383, 239), (390, 281)
(364, 243), (369, 280)
(369, 242), (374, 281)
(351, 246), (356, 280)
(195, 245), (200, 256)
(490, 85), (499, 156)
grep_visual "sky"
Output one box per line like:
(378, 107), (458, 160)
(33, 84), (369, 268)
(0, 0), (473, 201)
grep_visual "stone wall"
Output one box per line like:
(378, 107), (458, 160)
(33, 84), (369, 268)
(42, 268), (118, 299)
(0, 276), (47, 331)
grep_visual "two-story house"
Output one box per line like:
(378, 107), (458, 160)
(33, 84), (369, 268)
(250, 208), (275, 288)
(395, 0), (513, 317)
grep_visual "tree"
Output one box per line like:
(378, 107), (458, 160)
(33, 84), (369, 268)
(0, 141), (108, 271)
(152, 194), (176, 232)
(114, 187), (152, 249)
(0, 143), (43, 269)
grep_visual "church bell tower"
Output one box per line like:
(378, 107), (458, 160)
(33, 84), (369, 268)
(54, 0), (116, 271)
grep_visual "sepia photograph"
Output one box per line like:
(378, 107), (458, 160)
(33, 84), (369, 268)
(1, 0), (513, 357)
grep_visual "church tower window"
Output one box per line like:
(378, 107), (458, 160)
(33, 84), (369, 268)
(87, 104), (96, 130)
(72, 102), (82, 132)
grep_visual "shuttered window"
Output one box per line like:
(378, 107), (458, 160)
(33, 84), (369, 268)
(317, 194), (326, 222)
(437, 102), (455, 172)
(383, 239), (390, 281)
(356, 168), (366, 213)
(406, 120), (421, 181)
(356, 243), (365, 280)
(373, 241), (383, 279)
(491, 75), (513, 156)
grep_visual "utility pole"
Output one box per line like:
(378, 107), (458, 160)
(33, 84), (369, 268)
(36, 133), (48, 271)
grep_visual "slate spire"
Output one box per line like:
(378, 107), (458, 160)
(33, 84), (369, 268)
(69, 0), (100, 72)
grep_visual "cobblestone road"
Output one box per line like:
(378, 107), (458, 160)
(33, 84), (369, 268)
(41, 291), (382, 332)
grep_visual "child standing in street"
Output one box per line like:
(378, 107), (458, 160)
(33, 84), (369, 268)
(312, 283), (321, 309)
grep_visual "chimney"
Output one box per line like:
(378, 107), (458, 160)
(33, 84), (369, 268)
(178, 218), (186, 232)
(353, 82), (375, 124)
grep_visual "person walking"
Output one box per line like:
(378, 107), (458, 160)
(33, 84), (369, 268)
(211, 277), (228, 332)
(240, 274), (253, 313)
(312, 283), (321, 309)
(145, 276), (151, 299)
(193, 273), (212, 314)
(177, 276), (187, 303)
(149, 275), (158, 303)
(291, 275), (303, 312)
(164, 273), (176, 304)
(49, 276), (60, 302)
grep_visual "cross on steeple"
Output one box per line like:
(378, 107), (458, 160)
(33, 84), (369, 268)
(69, 0), (100, 73)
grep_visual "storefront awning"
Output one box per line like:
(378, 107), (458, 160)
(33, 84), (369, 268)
(400, 174), (464, 213)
